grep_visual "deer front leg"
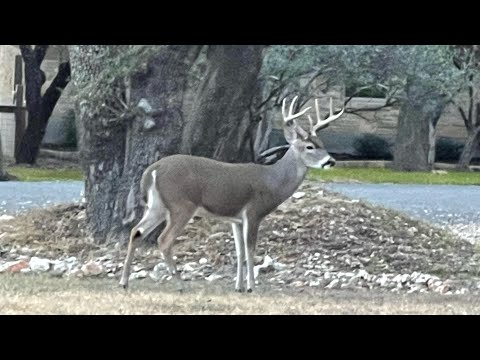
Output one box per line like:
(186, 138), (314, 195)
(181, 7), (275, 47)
(242, 213), (260, 293)
(231, 222), (245, 292)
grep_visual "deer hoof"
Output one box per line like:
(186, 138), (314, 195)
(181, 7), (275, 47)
(247, 288), (253, 293)
(235, 288), (245, 293)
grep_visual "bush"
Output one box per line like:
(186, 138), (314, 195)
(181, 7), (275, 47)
(64, 109), (77, 149)
(435, 137), (464, 163)
(353, 134), (392, 160)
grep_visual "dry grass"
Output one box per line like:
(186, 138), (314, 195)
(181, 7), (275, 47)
(1, 274), (480, 315)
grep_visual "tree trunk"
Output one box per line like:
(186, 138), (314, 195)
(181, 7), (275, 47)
(181, 45), (265, 163)
(458, 128), (480, 169)
(16, 46), (71, 164)
(0, 131), (8, 181)
(70, 45), (265, 244)
(393, 80), (446, 171)
(105, 45), (200, 244)
(69, 45), (127, 243)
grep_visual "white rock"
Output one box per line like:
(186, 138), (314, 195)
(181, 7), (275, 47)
(51, 261), (68, 276)
(326, 279), (340, 289)
(153, 262), (167, 272)
(149, 270), (163, 282)
(183, 263), (196, 272)
(29, 257), (51, 272)
(292, 192), (306, 199)
(129, 270), (148, 280)
(199, 258), (208, 265)
(0, 215), (14, 221)
(133, 264), (145, 272)
(205, 273), (223, 282)
(253, 255), (275, 279)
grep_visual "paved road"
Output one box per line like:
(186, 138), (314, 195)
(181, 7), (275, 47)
(323, 183), (480, 226)
(1, 181), (479, 228)
(0, 181), (84, 216)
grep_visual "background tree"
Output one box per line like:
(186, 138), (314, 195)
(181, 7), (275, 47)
(452, 45), (480, 169)
(69, 45), (265, 244)
(0, 132), (8, 181)
(16, 45), (71, 164)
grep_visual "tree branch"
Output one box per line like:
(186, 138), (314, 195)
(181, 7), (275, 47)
(40, 61), (71, 118)
(34, 45), (49, 65)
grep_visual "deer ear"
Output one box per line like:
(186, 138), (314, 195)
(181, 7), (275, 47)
(283, 120), (298, 144)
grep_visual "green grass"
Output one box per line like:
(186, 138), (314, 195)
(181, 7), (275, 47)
(309, 167), (480, 185)
(7, 167), (83, 181)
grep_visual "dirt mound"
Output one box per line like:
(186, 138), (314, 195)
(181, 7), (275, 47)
(1, 181), (479, 281)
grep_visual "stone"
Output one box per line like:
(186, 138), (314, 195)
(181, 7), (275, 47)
(199, 258), (208, 265)
(81, 261), (103, 276)
(326, 279), (340, 289)
(29, 257), (51, 272)
(129, 270), (148, 280)
(205, 273), (223, 282)
(0, 215), (14, 221)
(292, 192), (306, 199)
(0, 260), (29, 273)
(51, 261), (69, 276)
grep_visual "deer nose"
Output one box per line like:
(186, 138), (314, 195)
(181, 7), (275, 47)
(324, 158), (336, 168)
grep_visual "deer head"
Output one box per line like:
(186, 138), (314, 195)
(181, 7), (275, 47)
(282, 96), (344, 169)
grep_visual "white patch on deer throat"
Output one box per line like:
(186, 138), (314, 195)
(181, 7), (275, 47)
(311, 156), (332, 169)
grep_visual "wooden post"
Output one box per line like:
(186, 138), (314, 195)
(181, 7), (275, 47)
(13, 55), (26, 159)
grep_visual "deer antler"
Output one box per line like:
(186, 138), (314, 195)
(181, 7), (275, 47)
(308, 97), (344, 136)
(282, 96), (311, 139)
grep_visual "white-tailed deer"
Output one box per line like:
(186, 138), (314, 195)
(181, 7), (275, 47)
(119, 96), (344, 292)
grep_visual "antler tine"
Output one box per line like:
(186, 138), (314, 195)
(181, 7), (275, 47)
(282, 96), (311, 122)
(310, 97), (345, 135)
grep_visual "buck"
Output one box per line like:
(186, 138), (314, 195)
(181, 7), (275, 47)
(119, 96), (344, 292)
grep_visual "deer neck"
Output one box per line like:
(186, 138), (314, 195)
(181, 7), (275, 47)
(268, 145), (308, 201)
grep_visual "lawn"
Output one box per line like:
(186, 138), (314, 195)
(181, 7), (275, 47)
(0, 275), (479, 314)
(309, 167), (480, 185)
(7, 167), (83, 181)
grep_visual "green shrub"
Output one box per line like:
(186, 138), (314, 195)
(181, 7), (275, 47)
(64, 109), (77, 149)
(353, 134), (392, 160)
(435, 137), (464, 162)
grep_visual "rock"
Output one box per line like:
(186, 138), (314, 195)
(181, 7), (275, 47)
(153, 262), (167, 272)
(129, 270), (148, 280)
(0, 260), (29, 273)
(29, 257), (51, 272)
(253, 255), (275, 279)
(81, 261), (103, 276)
(51, 261), (69, 276)
(326, 279), (340, 289)
(132, 264), (145, 272)
(292, 192), (306, 199)
(199, 258), (208, 265)
(0, 215), (14, 221)
(205, 273), (223, 282)
(183, 263), (196, 272)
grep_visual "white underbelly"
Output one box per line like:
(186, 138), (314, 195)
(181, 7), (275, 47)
(194, 207), (243, 224)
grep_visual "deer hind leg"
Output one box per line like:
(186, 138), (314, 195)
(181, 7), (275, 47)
(242, 211), (260, 293)
(157, 202), (197, 291)
(231, 222), (245, 292)
(119, 196), (167, 289)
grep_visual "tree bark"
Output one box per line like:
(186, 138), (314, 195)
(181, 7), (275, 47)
(105, 45), (200, 244)
(69, 45), (126, 242)
(393, 79), (447, 171)
(181, 45), (265, 163)
(0, 131), (8, 181)
(16, 45), (71, 164)
(458, 128), (480, 169)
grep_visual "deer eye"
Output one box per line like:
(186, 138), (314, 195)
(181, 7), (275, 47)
(306, 145), (315, 150)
